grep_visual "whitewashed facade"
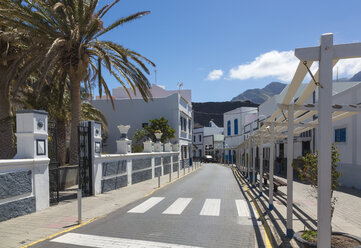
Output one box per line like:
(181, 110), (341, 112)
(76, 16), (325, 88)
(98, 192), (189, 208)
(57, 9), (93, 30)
(223, 107), (258, 162)
(92, 92), (193, 163)
(192, 121), (223, 159)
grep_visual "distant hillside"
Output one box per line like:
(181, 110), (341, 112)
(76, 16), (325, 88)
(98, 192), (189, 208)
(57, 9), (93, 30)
(193, 101), (258, 128)
(349, 71), (361, 82)
(231, 82), (286, 104)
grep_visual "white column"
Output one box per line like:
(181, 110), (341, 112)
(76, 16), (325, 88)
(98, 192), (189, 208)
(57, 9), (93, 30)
(161, 157), (164, 176)
(269, 123), (275, 210)
(247, 142), (251, 181)
(287, 103), (294, 237)
(151, 157), (155, 178)
(259, 135), (264, 196)
(317, 33), (333, 248)
(127, 159), (132, 185)
(252, 143), (256, 187)
(15, 110), (50, 210)
(90, 121), (102, 195)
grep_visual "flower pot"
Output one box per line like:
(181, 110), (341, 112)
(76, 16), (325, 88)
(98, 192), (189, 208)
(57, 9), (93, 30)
(294, 231), (361, 248)
(117, 125), (130, 139)
(155, 132), (162, 140)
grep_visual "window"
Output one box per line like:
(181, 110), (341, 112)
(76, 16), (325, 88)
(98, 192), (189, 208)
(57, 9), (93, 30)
(193, 135), (196, 142)
(335, 128), (346, 142)
(234, 119), (238, 135)
(199, 135), (202, 142)
(227, 120), (231, 136)
(188, 119), (191, 132)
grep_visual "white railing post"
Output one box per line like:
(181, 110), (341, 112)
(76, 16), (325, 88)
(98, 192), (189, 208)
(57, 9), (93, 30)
(287, 103), (294, 237)
(269, 123), (275, 210)
(317, 33), (333, 248)
(259, 135), (264, 196)
(252, 142), (256, 187)
(247, 142), (251, 181)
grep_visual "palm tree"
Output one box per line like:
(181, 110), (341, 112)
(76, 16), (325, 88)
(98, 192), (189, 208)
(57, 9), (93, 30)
(0, 0), (155, 164)
(0, 22), (46, 158)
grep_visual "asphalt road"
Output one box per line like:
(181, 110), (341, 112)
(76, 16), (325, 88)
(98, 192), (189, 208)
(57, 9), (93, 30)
(32, 164), (260, 248)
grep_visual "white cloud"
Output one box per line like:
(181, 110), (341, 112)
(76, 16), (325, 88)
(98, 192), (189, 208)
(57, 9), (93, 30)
(229, 50), (298, 82)
(334, 58), (361, 78)
(228, 50), (361, 82)
(207, 69), (223, 81)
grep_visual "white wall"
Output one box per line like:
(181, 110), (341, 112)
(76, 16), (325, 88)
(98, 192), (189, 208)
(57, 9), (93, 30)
(92, 94), (182, 153)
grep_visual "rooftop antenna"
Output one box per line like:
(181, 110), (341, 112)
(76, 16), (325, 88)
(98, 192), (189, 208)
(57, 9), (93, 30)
(177, 82), (183, 91)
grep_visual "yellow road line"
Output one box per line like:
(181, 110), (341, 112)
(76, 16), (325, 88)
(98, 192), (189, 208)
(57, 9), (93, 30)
(21, 216), (102, 248)
(24, 166), (202, 247)
(233, 168), (274, 248)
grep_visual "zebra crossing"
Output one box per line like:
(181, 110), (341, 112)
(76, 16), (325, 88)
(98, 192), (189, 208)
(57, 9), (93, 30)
(127, 197), (253, 217)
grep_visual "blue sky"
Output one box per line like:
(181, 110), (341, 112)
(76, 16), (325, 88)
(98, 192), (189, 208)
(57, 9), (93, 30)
(98, 0), (361, 102)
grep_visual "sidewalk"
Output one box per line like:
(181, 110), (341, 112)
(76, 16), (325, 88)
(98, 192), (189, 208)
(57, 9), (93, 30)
(0, 165), (200, 248)
(235, 170), (361, 247)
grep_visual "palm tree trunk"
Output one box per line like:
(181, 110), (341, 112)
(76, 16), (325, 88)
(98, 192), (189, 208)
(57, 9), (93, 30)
(0, 68), (16, 159)
(56, 120), (67, 166)
(69, 73), (81, 165)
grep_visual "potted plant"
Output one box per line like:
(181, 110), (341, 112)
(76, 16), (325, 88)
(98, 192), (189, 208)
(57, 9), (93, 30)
(154, 130), (163, 141)
(293, 144), (361, 247)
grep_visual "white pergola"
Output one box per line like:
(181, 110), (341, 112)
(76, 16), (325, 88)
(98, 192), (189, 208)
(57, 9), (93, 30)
(236, 33), (361, 248)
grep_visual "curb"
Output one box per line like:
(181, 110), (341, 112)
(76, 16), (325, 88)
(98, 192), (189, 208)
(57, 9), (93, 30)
(232, 167), (274, 248)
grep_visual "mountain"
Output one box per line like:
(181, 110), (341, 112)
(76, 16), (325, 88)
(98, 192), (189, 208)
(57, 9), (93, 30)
(193, 101), (258, 128)
(231, 82), (286, 104)
(349, 71), (361, 82)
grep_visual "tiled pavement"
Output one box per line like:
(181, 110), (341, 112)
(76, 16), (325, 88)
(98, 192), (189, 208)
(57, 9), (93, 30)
(236, 168), (361, 247)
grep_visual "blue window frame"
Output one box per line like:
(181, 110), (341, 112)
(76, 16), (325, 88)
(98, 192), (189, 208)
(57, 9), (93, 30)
(234, 119), (238, 135)
(227, 121), (231, 136)
(335, 128), (346, 142)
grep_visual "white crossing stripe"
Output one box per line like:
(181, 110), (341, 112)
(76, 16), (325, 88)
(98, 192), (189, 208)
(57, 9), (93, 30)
(128, 197), (164, 213)
(235, 199), (250, 217)
(162, 198), (192, 215)
(51, 233), (203, 248)
(199, 199), (221, 216)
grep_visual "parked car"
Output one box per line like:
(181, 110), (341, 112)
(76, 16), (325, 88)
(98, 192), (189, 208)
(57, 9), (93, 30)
(202, 155), (213, 163)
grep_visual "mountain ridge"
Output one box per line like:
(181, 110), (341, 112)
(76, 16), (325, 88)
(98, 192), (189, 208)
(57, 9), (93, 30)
(231, 82), (287, 104)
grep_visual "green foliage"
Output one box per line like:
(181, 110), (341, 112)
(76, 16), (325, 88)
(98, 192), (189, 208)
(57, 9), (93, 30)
(294, 143), (343, 219)
(302, 230), (317, 242)
(295, 144), (342, 191)
(131, 128), (149, 153)
(144, 117), (175, 143)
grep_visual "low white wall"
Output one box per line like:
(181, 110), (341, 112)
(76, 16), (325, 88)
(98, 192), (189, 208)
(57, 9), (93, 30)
(93, 152), (179, 195)
(0, 158), (49, 221)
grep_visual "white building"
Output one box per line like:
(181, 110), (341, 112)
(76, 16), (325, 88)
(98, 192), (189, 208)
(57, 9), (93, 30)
(92, 86), (193, 165)
(223, 107), (258, 162)
(249, 81), (361, 189)
(192, 121), (223, 159)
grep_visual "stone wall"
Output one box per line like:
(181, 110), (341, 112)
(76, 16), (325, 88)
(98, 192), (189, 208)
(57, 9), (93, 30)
(94, 152), (180, 195)
(0, 166), (37, 222)
(101, 160), (127, 193)
(163, 156), (171, 175)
